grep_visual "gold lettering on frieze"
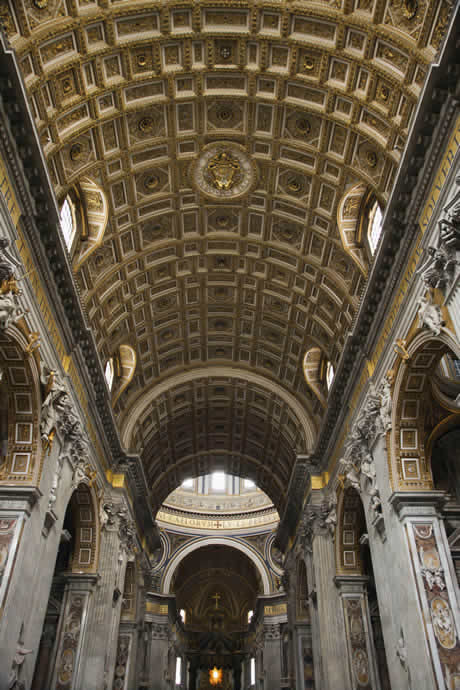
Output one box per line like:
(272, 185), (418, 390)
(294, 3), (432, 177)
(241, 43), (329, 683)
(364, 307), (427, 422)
(0, 154), (21, 228)
(419, 114), (460, 235)
(264, 604), (287, 616)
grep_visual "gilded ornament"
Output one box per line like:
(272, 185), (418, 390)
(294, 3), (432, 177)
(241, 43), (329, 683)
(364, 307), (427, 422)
(296, 117), (311, 135)
(402, 0), (418, 20)
(138, 116), (154, 133)
(144, 175), (159, 191)
(62, 78), (72, 94)
(216, 215), (230, 228)
(303, 57), (315, 71)
(137, 54), (147, 67)
(207, 151), (241, 191)
(217, 106), (233, 122)
(219, 45), (232, 61)
(34, 0), (48, 8)
(70, 143), (83, 161)
(287, 178), (302, 193)
(378, 84), (389, 102)
(366, 151), (378, 168)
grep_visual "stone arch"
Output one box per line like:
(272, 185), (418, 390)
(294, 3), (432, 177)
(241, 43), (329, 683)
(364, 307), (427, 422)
(0, 328), (41, 484)
(66, 482), (100, 574)
(302, 347), (335, 407)
(161, 536), (271, 595)
(69, 177), (109, 271)
(335, 486), (366, 576)
(121, 559), (137, 621)
(390, 329), (460, 490)
(337, 183), (371, 276)
(296, 558), (309, 621)
(121, 366), (316, 452)
(112, 343), (137, 407)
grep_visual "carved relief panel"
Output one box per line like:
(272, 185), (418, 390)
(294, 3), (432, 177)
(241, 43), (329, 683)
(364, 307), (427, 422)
(408, 521), (460, 688)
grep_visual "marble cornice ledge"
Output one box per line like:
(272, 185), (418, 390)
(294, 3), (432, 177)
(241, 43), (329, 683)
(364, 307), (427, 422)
(389, 490), (448, 520)
(0, 485), (42, 513)
(276, 457), (310, 551)
(0, 31), (159, 549)
(312, 13), (460, 474)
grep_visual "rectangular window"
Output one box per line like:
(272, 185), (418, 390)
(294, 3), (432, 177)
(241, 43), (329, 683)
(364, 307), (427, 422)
(211, 471), (226, 491)
(250, 657), (256, 686)
(175, 657), (182, 685)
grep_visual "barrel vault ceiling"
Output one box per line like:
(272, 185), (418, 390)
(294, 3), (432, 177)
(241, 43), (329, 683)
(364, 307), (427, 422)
(2, 0), (451, 512)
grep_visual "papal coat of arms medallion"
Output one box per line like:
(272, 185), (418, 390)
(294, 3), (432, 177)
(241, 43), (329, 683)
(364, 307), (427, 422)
(190, 142), (257, 200)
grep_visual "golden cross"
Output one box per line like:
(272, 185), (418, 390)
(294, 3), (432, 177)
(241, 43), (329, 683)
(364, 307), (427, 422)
(212, 592), (221, 610)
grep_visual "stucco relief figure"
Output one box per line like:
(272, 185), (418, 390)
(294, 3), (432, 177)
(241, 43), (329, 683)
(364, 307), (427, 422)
(339, 457), (360, 492)
(418, 244), (457, 291)
(99, 501), (116, 530)
(8, 625), (32, 690)
(419, 546), (445, 591)
(379, 371), (393, 433)
(396, 628), (411, 689)
(360, 451), (376, 490)
(439, 179), (460, 249)
(431, 597), (456, 649)
(325, 495), (337, 536)
(40, 365), (69, 442)
(0, 293), (24, 331)
(417, 295), (445, 336)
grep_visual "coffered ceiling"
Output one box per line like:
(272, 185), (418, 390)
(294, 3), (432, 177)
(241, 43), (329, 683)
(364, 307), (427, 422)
(2, 0), (451, 512)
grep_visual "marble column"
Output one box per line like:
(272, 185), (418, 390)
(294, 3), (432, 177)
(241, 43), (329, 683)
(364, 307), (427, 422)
(147, 620), (170, 690)
(335, 576), (381, 690)
(262, 622), (282, 690)
(311, 527), (351, 690)
(76, 503), (131, 690)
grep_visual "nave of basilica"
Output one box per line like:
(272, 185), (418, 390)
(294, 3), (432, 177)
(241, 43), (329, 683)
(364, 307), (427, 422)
(0, 1), (459, 689)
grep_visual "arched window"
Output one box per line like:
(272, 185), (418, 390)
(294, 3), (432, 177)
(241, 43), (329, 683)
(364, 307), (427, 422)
(211, 471), (226, 491)
(60, 196), (76, 251)
(247, 609), (254, 623)
(105, 358), (114, 391)
(326, 361), (335, 391)
(175, 657), (182, 685)
(368, 201), (383, 255)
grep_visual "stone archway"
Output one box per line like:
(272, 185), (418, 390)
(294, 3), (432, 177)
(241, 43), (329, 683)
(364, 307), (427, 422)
(31, 482), (99, 690)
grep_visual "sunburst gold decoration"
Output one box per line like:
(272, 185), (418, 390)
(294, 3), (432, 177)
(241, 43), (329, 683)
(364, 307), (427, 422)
(209, 667), (223, 686)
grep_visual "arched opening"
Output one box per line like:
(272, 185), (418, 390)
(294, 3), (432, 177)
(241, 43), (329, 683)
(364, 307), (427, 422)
(336, 487), (391, 690)
(59, 196), (77, 252)
(367, 201), (383, 255)
(31, 483), (98, 690)
(0, 369), (8, 466)
(171, 544), (262, 690)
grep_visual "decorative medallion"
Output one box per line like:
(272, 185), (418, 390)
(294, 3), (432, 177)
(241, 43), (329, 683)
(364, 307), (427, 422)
(190, 142), (257, 200)
(34, 0), (48, 8)
(402, 0), (418, 20)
